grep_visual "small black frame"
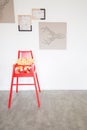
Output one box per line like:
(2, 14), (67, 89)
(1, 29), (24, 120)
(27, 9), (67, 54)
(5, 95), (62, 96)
(18, 15), (32, 31)
(32, 8), (46, 20)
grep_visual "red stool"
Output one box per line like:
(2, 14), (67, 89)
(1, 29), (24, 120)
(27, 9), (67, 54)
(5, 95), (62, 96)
(8, 50), (41, 108)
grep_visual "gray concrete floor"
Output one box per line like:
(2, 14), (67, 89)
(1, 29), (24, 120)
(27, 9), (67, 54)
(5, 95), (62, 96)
(0, 90), (87, 130)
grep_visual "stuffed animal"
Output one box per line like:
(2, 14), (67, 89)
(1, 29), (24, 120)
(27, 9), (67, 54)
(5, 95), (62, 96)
(15, 58), (34, 74)
(24, 66), (31, 73)
(15, 66), (23, 74)
(16, 58), (34, 65)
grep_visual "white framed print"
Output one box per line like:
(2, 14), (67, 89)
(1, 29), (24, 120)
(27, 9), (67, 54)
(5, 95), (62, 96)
(18, 15), (32, 31)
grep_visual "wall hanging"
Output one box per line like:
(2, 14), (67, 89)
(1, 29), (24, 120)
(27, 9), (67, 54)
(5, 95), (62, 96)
(0, 0), (15, 23)
(18, 8), (46, 31)
(18, 15), (32, 31)
(39, 22), (67, 50)
(32, 8), (46, 20)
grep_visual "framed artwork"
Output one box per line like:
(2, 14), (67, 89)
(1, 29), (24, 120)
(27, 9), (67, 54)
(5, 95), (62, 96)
(0, 0), (15, 23)
(32, 8), (46, 20)
(18, 15), (32, 31)
(39, 22), (67, 50)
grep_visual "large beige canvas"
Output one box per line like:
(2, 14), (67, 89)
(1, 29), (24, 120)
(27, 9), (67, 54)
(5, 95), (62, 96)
(0, 0), (15, 23)
(39, 22), (67, 49)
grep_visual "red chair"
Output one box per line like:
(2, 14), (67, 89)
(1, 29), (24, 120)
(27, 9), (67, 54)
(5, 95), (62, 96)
(8, 50), (41, 108)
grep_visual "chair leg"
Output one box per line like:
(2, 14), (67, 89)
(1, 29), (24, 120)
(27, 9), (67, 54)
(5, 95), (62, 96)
(16, 77), (18, 93)
(33, 75), (40, 108)
(8, 76), (14, 109)
(35, 72), (41, 92)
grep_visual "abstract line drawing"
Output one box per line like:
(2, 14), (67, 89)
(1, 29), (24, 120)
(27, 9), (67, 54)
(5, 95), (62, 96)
(39, 22), (67, 49)
(0, 0), (15, 23)
(41, 26), (65, 45)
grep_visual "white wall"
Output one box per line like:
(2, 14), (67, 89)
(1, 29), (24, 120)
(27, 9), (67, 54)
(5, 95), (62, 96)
(0, 0), (87, 90)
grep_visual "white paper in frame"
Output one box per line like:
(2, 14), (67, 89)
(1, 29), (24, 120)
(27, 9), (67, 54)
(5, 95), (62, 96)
(32, 8), (46, 20)
(18, 15), (32, 31)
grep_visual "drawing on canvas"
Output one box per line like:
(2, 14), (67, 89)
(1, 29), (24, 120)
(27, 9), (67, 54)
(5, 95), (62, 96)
(39, 22), (67, 49)
(0, 0), (15, 23)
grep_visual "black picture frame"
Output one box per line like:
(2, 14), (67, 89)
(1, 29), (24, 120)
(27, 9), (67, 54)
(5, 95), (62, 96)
(32, 8), (46, 20)
(18, 15), (32, 31)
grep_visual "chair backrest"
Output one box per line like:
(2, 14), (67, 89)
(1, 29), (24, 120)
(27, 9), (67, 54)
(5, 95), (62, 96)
(18, 50), (33, 59)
